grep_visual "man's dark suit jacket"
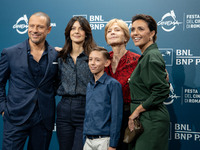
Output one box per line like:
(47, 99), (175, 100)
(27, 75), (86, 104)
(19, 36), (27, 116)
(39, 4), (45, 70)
(0, 39), (58, 130)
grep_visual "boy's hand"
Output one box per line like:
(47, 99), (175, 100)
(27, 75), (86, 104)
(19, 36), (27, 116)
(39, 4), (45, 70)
(1, 111), (4, 117)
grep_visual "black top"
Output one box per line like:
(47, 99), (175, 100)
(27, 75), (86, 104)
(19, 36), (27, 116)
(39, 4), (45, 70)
(57, 52), (92, 96)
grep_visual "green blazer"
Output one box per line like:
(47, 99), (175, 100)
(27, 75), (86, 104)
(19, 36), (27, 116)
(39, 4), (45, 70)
(129, 43), (170, 150)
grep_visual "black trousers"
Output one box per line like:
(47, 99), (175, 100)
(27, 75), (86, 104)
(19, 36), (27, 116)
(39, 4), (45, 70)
(117, 108), (130, 150)
(56, 96), (86, 150)
(2, 107), (52, 150)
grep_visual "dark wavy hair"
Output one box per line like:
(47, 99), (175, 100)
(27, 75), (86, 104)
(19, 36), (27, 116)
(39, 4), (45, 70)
(59, 16), (96, 60)
(132, 14), (157, 42)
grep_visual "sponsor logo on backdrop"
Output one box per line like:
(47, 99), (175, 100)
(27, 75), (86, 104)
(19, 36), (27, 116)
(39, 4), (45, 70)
(158, 10), (182, 32)
(165, 86), (200, 105)
(176, 49), (200, 65)
(184, 88), (200, 104)
(13, 15), (29, 34)
(13, 14), (56, 34)
(73, 14), (132, 30)
(174, 123), (200, 141)
(164, 83), (180, 105)
(160, 48), (200, 66)
(185, 14), (200, 29)
(73, 14), (87, 19)
(164, 84), (200, 105)
(160, 48), (173, 66)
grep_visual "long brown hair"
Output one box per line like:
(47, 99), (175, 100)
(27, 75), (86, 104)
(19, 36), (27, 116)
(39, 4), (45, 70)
(59, 16), (96, 60)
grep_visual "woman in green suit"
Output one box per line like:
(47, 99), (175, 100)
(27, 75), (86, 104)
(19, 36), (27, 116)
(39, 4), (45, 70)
(128, 14), (170, 150)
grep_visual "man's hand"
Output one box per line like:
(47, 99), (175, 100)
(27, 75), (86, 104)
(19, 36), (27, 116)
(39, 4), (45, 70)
(54, 47), (62, 52)
(2, 111), (4, 117)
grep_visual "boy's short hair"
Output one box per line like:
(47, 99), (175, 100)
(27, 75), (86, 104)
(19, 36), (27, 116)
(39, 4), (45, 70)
(89, 46), (110, 60)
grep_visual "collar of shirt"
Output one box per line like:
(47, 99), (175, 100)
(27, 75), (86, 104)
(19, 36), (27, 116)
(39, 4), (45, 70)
(90, 72), (108, 86)
(109, 50), (131, 62)
(66, 51), (88, 62)
(139, 43), (158, 61)
(26, 39), (49, 55)
(67, 51), (88, 59)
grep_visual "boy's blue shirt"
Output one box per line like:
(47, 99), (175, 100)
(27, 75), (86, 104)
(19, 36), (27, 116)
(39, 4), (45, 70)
(83, 72), (123, 147)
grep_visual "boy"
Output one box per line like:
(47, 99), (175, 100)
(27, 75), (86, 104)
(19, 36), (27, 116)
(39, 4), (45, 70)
(83, 46), (123, 150)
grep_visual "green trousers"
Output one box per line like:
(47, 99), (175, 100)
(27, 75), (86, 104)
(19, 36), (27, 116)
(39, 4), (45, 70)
(129, 103), (170, 150)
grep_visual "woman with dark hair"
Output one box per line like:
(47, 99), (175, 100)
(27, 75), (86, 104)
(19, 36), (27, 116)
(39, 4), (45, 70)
(128, 14), (170, 150)
(56, 16), (96, 150)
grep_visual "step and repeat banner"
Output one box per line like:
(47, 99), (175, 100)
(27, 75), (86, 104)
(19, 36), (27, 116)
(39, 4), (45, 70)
(0, 0), (200, 149)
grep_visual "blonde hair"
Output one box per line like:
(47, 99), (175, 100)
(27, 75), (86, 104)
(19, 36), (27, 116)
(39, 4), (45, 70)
(105, 19), (130, 45)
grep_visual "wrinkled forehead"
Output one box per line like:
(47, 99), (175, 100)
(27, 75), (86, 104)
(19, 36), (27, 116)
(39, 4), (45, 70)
(29, 15), (48, 26)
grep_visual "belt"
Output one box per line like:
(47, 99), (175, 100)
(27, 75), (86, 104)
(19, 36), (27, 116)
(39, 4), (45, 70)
(131, 99), (145, 104)
(87, 135), (109, 140)
(62, 95), (86, 100)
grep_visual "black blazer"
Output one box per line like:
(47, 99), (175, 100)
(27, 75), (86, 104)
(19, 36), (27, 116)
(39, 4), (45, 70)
(0, 39), (58, 130)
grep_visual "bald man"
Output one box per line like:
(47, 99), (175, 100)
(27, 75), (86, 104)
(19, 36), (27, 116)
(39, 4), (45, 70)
(0, 12), (58, 150)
